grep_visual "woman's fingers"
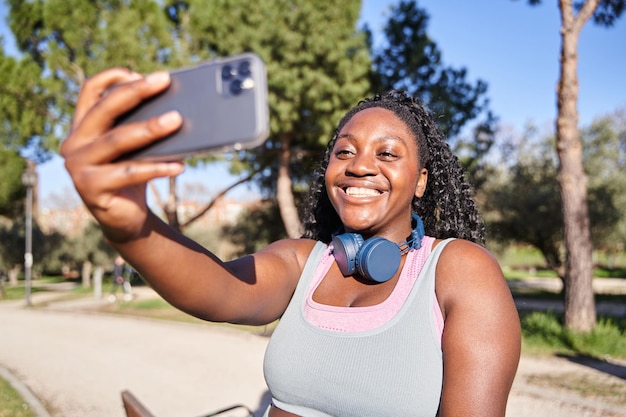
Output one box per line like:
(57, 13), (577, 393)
(71, 160), (184, 209)
(62, 69), (172, 159)
(70, 68), (142, 133)
(65, 109), (183, 166)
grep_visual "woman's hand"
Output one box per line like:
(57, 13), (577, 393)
(61, 68), (185, 243)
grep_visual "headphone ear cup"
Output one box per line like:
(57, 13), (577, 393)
(331, 233), (364, 276)
(356, 237), (402, 283)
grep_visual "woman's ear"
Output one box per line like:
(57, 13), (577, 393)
(414, 168), (428, 198)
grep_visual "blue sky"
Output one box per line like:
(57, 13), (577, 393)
(363, 0), (626, 129)
(2, 1), (625, 208)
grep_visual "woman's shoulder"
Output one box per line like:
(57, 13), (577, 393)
(433, 238), (506, 306)
(259, 238), (324, 273)
(433, 238), (499, 270)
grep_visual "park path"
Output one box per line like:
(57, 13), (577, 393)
(0, 297), (271, 417)
(1, 287), (625, 417)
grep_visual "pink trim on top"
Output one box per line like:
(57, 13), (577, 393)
(304, 236), (444, 339)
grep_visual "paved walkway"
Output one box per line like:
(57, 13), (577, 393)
(1, 287), (625, 417)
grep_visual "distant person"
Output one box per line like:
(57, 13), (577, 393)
(63, 68), (521, 416)
(109, 255), (133, 302)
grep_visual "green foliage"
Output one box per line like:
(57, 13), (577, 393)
(175, 0), (372, 189)
(0, 46), (56, 161)
(482, 128), (565, 275)
(522, 311), (567, 350)
(521, 311), (626, 359)
(3, 0), (503, 244)
(0, 217), (114, 277)
(4, 0), (177, 157)
(582, 111), (626, 254)
(482, 110), (626, 273)
(0, 149), (26, 217)
(42, 222), (115, 273)
(0, 218), (55, 272)
(222, 199), (286, 258)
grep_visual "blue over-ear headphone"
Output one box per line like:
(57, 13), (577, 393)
(331, 214), (425, 283)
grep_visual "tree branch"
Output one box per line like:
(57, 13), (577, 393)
(572, 0), (601, 33)
(180, 172), (258, 230)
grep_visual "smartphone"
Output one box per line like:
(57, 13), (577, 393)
(115, 52), (269, 161)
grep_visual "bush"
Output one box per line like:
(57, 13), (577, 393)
(521, 311), (626, 360)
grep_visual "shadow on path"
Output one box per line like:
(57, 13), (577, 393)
(557, 353), (626, 381)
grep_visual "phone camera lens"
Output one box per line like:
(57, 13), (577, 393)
(229, 79), (243, 95)
(222, 64), (236, 80)
(238, 61), (251, 77)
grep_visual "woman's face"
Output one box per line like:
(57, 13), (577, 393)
(325, 107), (428, 241)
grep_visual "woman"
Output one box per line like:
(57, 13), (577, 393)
(62, 69), (520, 416)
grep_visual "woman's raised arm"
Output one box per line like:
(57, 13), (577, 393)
(62, 68), (312, 325)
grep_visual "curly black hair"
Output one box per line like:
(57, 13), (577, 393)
(300, 90), (485, 245)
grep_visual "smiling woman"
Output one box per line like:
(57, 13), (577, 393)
(62, 67), (520, 417)
(323, 107), (425, 238)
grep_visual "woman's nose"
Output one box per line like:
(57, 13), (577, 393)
(346, 153), (378, 176)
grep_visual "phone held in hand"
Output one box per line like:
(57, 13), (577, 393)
(115, 52), (269, 161)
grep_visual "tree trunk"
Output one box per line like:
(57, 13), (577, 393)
(276, 136), (303, 238)
(81, 260), (92, 288)
(9, 265), (20, 286)
(92, 265), (104, 300)
(555, 0), (598, 332)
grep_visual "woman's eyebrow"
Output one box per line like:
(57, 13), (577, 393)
(336, 133), (355, 140)
(337, 132), (406, 144)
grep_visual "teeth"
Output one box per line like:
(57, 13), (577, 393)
(345, 187), (381, 197)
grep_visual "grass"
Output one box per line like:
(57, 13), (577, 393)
(0, 284), (48, 301)
(0, 376), (36, 417)
(520, 310), (626, 360)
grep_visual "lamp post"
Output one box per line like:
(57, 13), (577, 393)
(21, 165), (37, 307)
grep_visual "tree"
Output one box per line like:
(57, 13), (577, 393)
(0, 45), (52, 219)
(521, 0), (625, 331)
(0, 148), (27, 217)
(0, 43), (56, 161)
(582, 110), (626, 257)
(168, 0), (372, 238)
(483, 110), (625, 292)
(222, 199), (287, 258)
(70, 222), (116, 288)
(0, 217), (51, 285)
(482, 128), (565, 279)
(5, 0), (372, 237)
(5, 0), (193, 230)
(370, 1), (492, 138)
(366, 1), (497, 193)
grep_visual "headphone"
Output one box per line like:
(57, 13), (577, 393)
(331, 214), (425, 283)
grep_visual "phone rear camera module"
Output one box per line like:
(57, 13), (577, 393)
(238, 61), (251, 77)
(221, 59), (255, 97)
(222, 64), (236, 80)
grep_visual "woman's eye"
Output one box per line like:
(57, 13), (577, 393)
(335, 149), (353, 158)
(379, 150), (398, 159)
